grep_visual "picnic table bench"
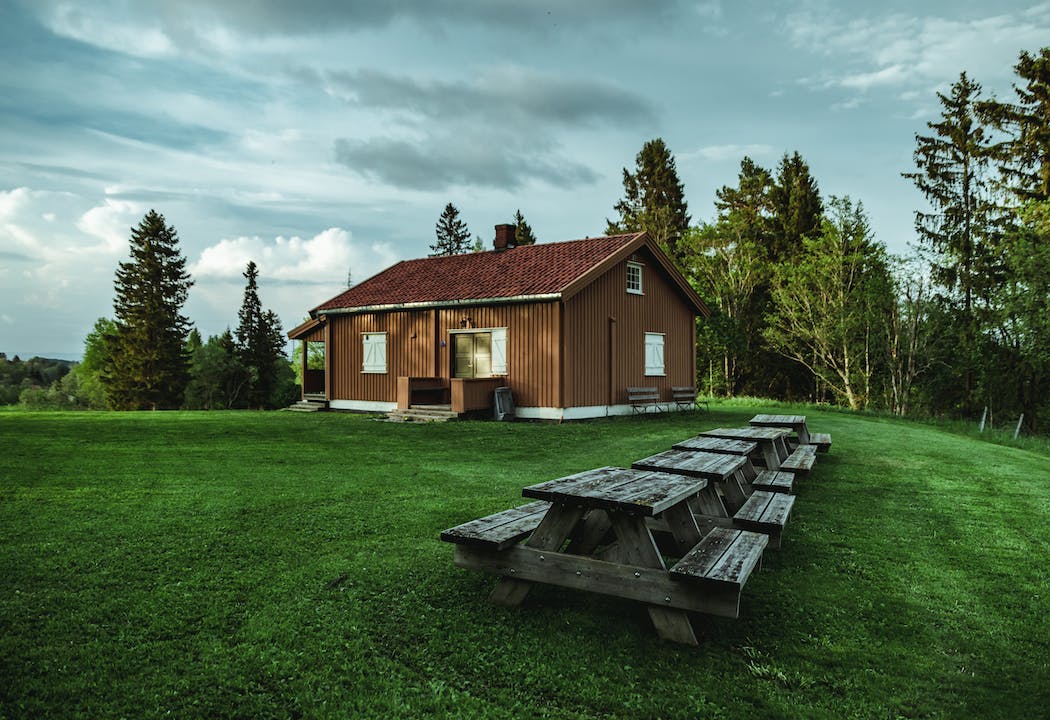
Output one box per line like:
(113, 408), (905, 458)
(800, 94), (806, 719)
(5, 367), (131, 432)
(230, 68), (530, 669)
(632, 449), (796, 549)
(627, 386), (662, 414)
(441, 466), (769, 645)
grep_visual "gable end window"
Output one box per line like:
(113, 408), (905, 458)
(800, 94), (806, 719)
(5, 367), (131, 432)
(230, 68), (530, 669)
(362, 332), (387, 374)
(644, 332), (665, 376)
(627, 261), (643, 295)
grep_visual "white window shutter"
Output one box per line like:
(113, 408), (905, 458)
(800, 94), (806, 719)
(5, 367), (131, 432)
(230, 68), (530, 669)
(362, 333), (387, 373)
(645, 333), (664, 376)
(491, 328), (508, 375)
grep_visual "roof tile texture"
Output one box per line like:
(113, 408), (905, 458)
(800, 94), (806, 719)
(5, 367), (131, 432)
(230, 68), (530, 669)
(314, 233), (642, 312)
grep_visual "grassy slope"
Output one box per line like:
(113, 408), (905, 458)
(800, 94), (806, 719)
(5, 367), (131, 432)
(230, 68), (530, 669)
(1, 407), (1047, 719)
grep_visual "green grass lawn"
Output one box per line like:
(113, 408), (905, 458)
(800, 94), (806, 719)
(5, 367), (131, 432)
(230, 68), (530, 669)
(1, 406), (1048, 719)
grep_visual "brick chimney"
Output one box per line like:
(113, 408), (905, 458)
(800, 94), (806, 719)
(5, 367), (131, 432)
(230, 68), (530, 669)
(494, 223), (516, 251)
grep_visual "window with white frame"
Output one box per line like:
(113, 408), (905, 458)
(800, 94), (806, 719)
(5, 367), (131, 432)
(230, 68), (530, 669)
(362, 332), (387, 374)
(627, 261), (643, 294)
(644, 332), (665, 376)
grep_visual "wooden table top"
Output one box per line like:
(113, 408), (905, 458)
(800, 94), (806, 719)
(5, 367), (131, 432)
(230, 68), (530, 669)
(750, 414), (807, 426)
(522, 466), (707, 516)
(631, 449), (746, 480)
(673, 436), (758, 454)
(700, 426), (791, 441)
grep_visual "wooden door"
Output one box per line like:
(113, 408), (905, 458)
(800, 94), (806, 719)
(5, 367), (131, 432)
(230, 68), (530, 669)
(453, 333), (492, 379)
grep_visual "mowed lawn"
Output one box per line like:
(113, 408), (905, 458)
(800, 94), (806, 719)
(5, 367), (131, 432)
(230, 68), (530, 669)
(1, 407), (1048, 719)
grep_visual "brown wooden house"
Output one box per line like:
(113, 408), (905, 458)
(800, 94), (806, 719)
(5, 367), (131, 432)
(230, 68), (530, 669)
(288, 225), (709, 420)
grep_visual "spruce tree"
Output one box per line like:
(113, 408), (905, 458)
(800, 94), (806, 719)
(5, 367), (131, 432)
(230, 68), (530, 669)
(235, 261), (287, 409)
(903, 72), (1000, 414)
(606, 138), (690, 261)
(981, 47), (1050, 201)
(770, 151), (823, 260)
(514, 209), (537, 245)
(430, 203), (471, 256)
(104, 210), (193, 410)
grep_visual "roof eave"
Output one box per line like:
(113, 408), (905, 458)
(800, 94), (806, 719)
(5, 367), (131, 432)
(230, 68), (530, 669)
(317, 293), (563, 316)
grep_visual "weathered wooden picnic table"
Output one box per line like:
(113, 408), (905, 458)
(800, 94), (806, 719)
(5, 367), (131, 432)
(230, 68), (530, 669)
(671, 436), (795, 494)
(632, 449), (796, 548)
(441, 466), (769, 646)
(749, 414), (812, 444)
(749, 414), (832, 453)
(697, 427), (792, 469)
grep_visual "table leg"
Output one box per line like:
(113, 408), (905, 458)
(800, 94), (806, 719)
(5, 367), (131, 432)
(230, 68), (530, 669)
(566, 509), (612, 555)
(759, 440), (780, 469)
(489, 503), (584, 607)
(607, 513), (698, 646)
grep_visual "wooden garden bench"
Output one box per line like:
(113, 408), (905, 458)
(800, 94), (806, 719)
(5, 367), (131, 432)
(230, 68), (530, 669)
(627, 386), (661, 414)
(671, 386), (708, 412)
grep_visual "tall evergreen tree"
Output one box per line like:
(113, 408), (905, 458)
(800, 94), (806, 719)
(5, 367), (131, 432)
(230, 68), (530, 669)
(903, 72), (1000, 414)
(430, 203), (471, 256)
(104, 210), (193, 410)
(235, 261), (287, 409)
(606, 138), (690, 261)
(770, 151), (823, 259)
(981, 48), (1050, 202)
(714, 157), (775, 251)
(513, 209), (537, 245)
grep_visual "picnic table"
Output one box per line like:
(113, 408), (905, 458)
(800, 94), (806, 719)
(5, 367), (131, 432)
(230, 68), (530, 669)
(697, 426), (792, 469)
(441, 466), (769, 646)
(632, 449), (796, 548)
(749, 414), (832, 452)
(749, 414), (812, 444)
(671, 435), (795, 494)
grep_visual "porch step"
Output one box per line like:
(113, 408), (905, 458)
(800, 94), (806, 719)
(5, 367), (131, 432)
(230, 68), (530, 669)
(285, 399), (328, 412)
(387, 405), (458, 423)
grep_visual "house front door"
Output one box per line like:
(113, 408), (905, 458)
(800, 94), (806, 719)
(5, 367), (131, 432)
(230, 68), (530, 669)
(453, 332), (492, 379)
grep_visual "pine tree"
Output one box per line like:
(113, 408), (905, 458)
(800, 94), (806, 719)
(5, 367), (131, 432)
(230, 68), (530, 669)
(235, 261), (287, 409)
(770, 151), (823, 260)
(903, 72), (1000, 414)
(981, 48), (1050, 202)
(513, 209), (537, 245)
(606, 138), (690, 261)
(430, 203), (471, 256)
(104, 210), (193, 410)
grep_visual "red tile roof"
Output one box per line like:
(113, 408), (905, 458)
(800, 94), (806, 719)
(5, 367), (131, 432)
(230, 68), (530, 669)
(314, 233), (645, 312)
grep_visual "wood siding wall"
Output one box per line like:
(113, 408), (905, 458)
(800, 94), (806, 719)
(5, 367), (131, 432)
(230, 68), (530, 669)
(325, 302), (560, 408)
(563, 249), (697, 407)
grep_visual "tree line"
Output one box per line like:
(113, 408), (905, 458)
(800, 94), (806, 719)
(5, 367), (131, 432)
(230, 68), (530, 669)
(606, 47), (1049, 433)
(11, 210), (295, 410)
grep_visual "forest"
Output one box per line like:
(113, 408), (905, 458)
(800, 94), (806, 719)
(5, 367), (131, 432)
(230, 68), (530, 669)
(607, 48), (1049, 434)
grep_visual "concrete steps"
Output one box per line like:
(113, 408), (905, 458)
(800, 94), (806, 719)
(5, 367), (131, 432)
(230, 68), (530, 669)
(284, 399), (328, 412)
(387, 405), (458, 422)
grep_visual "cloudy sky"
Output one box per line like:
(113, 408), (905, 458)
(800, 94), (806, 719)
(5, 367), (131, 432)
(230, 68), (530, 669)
(2, 0), (1048, 358)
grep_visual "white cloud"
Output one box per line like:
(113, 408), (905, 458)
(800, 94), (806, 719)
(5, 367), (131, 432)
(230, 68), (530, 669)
(786, 5), (1050, 104)
(191, 227), (400, 284)
(682, 143), (776, 162)
(76, 198), (143, 253)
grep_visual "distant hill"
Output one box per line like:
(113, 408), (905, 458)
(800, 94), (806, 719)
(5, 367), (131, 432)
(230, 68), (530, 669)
(0, 354), (77, 405)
